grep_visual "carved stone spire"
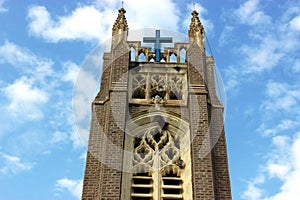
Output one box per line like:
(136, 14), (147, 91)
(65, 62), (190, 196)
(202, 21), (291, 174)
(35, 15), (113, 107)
(112, 8), (128, 36)
(188, 10), (205, 47)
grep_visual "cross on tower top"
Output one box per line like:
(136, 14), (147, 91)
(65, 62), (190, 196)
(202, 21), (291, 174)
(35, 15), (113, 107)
(143, 30), (173, 62)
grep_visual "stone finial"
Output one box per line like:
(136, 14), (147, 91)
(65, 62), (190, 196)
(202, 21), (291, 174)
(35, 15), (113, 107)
(188, 10), (205, 47)
(112, 8), (128, 36)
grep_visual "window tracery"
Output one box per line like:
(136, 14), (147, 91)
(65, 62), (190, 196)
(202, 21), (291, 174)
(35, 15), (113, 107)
(131, 119), (184, 200)
(132, 74), (147, 99)
(130, 72), (187, 104)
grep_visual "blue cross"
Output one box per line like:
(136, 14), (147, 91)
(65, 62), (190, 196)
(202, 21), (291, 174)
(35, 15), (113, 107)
(143, 30), (173, 62)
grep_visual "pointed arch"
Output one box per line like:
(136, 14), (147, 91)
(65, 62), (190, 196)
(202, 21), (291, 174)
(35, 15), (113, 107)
(149, 54), (155, 62)
(138, 52), (146, 62)
(180, 48), (186, 63)
(170, 53), (177, 62)
(122, 111), (192, 200)
(161, 165), (183, 199)
(130, 47), (136, 62)
(160, 58), (166, 63)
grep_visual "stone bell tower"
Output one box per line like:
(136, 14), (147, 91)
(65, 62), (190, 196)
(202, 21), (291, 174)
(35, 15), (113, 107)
(81, 7), (231, 200)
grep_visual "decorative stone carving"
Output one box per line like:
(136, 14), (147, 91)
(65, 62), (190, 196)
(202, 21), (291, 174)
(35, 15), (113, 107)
(130, 67), (187, 105)
(132, 74), (147, 99)
(132, 125), (181, 171)
(168, 75), (184, 100)
(188, 10), (205, 47)
(151, 95), (164, 110)
(112, 8), (128, 36)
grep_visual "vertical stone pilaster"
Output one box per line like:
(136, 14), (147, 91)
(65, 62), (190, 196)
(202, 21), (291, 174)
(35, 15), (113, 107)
(82, 104), (106, 200)
(189, 94), (215, 199)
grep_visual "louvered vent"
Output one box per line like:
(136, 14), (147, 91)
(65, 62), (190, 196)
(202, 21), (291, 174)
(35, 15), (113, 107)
(131, 173), (153, 200)
(162, 171), (183, 199)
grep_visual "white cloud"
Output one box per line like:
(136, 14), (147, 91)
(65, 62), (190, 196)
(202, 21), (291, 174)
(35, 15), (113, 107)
(218, 26), (234, 47)
(0, 40), (85, 149)
(2, 77), (48, 120)
(224, 2), (300, 90)
(235, 0), (271, 26)
(261, 81), (300, 113)
(242, 183), (263, 200)
(55, 178), (83, 200)
(27, 5), (106, 42)
(79, 152), (86, 161)
(265, 81), (287, 98)
(241, 175), (265, 200)
(50, 131), (68, 144)
(71, 127), (87, 148)
(0, 0), (7, 13)
(281, 6), (300, 22)
(277, 120), (299, 131)
(42, 150), (51, 155)
(292, 59), (300, 72)
(27, 0), (181, 43)
(240, 37), (283, 74)
(265, 135), (292, 179)
(61, 62), (80, 83)
(257, 119), (300, 136)
(242, 133), (300, 200)
(0, 40), (50, 67)
(0, 152), (34, 174)
(289, 15), (300, 31)
(256, 81), (300, 137)
(72, 66), (98, 148)
(73, 69), (97, 122)
(264, 133), (300, 200)
(267, 163), (290, 180)
(0, 40), (53, 80)
(224, 65), (240, 91)
(125, 0), (179, 31)
(242, 76), (300, 199)
(0, 40), (85, 150)
(272, 135), (290, 149)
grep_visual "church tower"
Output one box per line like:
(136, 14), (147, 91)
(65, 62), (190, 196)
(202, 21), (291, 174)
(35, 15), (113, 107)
(81, 7), (231, 200)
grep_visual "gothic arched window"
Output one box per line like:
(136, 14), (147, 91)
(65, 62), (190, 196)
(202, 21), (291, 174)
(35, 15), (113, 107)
(138, 52), (146, 62)
(131, 47), (136, 62)
(170, 53), (177, 62)
(180, 48), (186, 63)
(123, 114), (191, 200)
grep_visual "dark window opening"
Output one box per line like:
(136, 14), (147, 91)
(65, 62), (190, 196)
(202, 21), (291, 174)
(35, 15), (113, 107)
(132, 84), (146, 99)
(162, 171), (183, 198)
(134, 137), (142, 148)
(169, 91), (182, 100)
(163, 188), (181, 195)
(133, 187), (151, 194)
(131, 173), (153, 200)
(163, 179), (181, 185)
(133, 178), (151, 185)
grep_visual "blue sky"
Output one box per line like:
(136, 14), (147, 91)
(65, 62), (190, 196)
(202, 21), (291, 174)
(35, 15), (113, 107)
(0, 0), (300, 199)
